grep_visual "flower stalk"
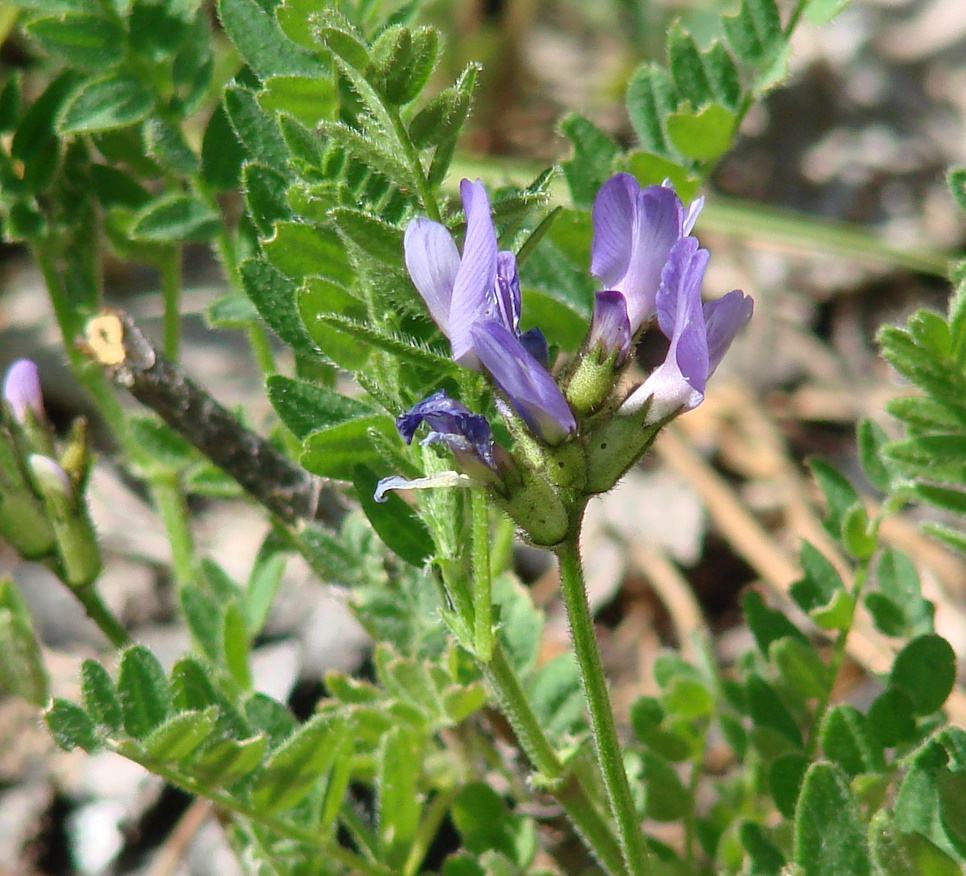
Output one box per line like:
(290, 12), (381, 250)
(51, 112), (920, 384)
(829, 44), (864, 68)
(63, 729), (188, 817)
(556, 534), (651, 876)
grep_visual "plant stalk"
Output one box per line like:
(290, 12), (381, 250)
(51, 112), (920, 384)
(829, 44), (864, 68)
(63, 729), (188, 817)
(556, 537), (650, 876)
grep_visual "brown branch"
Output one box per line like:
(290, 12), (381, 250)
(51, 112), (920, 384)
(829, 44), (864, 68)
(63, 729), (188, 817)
(82, 310), (344, 527)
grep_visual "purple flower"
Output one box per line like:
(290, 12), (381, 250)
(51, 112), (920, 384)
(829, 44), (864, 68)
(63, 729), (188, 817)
(375, 390), (504, 502)
(396, 390), (497, 476)
(623, 237), (753, 422)
(590, 173), (703, 337)
(3, 359), (45, 424)
(404, 178), (575, 444)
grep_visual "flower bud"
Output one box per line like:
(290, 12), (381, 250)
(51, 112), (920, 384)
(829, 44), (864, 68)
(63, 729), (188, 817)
(28, 454), (101, 588)
(2, 359), (45, 425)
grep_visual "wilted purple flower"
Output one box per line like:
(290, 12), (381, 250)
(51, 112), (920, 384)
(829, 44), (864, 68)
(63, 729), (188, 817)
(404, 179), (575, 444)
(375, 390), (505, 502)
(396, 390), (497, 475)
(623, 237), (753, 423)
(3, 359), (45, 424)
(590, 173), (703, 338)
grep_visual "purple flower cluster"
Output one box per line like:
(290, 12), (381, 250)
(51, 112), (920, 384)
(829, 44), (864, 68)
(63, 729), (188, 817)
(404, 179), (575, 446)
(379, 173), (752, 501)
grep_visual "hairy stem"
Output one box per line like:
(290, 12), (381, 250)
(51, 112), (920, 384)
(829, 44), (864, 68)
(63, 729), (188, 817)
(483, 643), (627, 875)
(471, 490), (494, 661)
(556, 537), (650, 876)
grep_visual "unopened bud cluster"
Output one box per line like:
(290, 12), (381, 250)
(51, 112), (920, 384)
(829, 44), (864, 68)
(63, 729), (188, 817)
(1, 360), (100, 587)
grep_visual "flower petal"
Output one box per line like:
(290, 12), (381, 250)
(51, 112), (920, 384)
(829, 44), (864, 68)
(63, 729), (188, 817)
(404, 218), (460, 333)
(396, 390), (496, 473)
(591, 173), (685, 334)
(375, 471), (475, 503)
(489, 250), (522, 331)
(589, 291), (631, 365)
(704, 290), (754, 376)
(2, 359), (45, 424)
(471, 320), (576, 445)
(449, 178), (498, 366)
(657, 238), (710, 395)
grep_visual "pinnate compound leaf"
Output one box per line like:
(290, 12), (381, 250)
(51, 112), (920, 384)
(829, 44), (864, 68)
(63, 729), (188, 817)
(452, 783), (535, 862)
(58, 73), (153, 134)
(201, 103), (245, 191)
(81, 659), (122, 731)
(867, 686), (918, 747)
(250, 711), (350, 812)
(746, 673), (802, 748)
(794, 761), (871, 876)
(46, 698), (102, 752)
(26, 13), (125, 69)
(409, 76), (473, 149)
(739, 822), (786, 874)
(667, 24), (715, 107)
(635, 750), (690, 821)
(307, 312), (460, 376)
(222, 602), (252, 690)
(890, 633), (956, 715)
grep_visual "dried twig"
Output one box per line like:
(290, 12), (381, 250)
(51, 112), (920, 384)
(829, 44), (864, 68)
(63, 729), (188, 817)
(83, 310), (344, 527)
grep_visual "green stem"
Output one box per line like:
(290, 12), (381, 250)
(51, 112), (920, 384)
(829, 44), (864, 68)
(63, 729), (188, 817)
(247, 323), (277, 376)
(471, 491), (493, 661)
(389, 106), (442, 223)
(160, 246), (183, 361)
(483, 644), (628, 876)
(74, 584), (130, 649)
(150, 478), (196, 587)
(556, 537), (650, 876)
(806, 555), (874, 756)
(402, 787), (459, 876)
